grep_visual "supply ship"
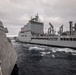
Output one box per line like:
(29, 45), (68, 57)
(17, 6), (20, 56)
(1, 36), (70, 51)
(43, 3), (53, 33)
(17, 14), (76, 49)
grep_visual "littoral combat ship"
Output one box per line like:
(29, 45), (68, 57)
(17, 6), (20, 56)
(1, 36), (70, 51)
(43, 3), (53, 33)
(0, 21), (17, 75)
(17, 14), (76, 49)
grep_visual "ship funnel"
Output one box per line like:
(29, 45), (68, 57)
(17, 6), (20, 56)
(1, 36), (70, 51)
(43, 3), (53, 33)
(69, 21), (73, 35)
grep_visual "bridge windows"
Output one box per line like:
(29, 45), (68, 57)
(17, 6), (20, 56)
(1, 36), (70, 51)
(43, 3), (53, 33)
(25, 35), (27, 37)
(21, 35), (27, 37)
(21, 35), (24, 37)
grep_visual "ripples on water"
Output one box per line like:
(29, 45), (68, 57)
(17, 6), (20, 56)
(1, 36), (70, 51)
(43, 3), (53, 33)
(11, 40), (76, 75)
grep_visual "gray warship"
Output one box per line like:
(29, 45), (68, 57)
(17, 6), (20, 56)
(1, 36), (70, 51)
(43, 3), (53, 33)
(0, 21), (17, 75)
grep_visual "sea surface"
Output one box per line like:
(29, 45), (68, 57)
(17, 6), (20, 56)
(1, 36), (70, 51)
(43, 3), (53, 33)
(11, 40), (76, 75)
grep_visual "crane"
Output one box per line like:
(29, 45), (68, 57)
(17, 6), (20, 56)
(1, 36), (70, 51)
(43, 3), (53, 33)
(48, 23), (55, 35)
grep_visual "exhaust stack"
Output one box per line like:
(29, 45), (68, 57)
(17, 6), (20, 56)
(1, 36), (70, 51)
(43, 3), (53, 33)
(69, 21), (73, 35)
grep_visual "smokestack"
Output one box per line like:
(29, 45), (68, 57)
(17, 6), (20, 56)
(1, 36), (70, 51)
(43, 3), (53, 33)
(69, 21), (73, 35)
(74, 23), (76, 31)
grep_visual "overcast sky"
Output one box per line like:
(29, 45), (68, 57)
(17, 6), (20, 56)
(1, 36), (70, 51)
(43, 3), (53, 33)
(0, 0), (76, 36)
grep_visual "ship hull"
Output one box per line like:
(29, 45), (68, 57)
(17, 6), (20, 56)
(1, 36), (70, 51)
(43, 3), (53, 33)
(0, 21), (17, 75)
(17, 38), (76, 49)
(31, 39), (76, 49)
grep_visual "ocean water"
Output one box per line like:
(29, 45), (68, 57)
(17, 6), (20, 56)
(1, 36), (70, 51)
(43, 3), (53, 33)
(11, 40), (76, 75)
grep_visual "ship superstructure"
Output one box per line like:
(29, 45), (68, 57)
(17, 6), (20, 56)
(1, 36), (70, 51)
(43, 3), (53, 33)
(18, 14), (76, 49)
